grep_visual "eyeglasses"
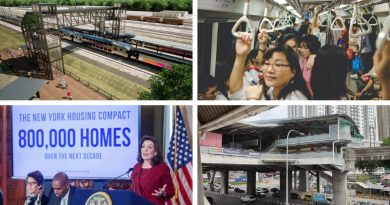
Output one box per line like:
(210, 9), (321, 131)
(26, 181), (38, 186)
(263, 62), (290, 72)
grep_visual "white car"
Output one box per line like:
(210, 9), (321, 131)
(240, 195), (257, 203)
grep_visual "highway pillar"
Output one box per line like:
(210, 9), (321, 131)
(317, 171), (320, 192)
(299, 170), (308, 192)
(280, 170), (292, 203)
(294, 171), (297, 190)
(333, 171), (347, 205)
(246, 171), (256, 196)
(220, 170), (229, 194)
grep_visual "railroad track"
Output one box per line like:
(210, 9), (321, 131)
(124, 25), (192, 40)
(0, 19), (155, 81)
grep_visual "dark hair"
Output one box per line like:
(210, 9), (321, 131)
(26, 170), (44, 186)
(137, 135), (163, 166)
(262, 45), (311, 100)
(299, 34), (321, 54)
(282, 33), (297, 45)
(311, 45), (349, 100)
(52, 172), (69, 186)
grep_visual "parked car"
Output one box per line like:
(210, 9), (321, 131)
(270, 188), (279, 193)
(303, 194), (312, 201)
(256, 187), (269, 193)
(291, 192), (300, 199)
(240, 195), (257, 203)
(272, 191), (280, 197)
(255, 191), (266, 198)
(234, 187), (245, 193)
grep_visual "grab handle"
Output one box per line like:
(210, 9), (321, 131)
(330, 16), (345, 31)
(232, 0), (254, 38)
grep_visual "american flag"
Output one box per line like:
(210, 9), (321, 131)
(166, 107), (193, 205)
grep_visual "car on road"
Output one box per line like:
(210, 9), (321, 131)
(255, 191), (266, 198)
(270, 188), (279, 193)
(256, 187), (269, 193)
(272, 191), (280, 197)
(291, 192), (300, 199)
(240, 195), (257, 203)
(234, 187), (246, 193)
(303, 194), (312, 201)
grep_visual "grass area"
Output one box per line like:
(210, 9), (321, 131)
(0, 25), (24, 51)
(63, 54), (148, 100)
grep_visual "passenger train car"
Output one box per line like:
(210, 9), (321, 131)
(59, 28), (192, 69)
(198, 0), (390, 100)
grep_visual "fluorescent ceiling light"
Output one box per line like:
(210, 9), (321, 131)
(286, 6), (294, 11)
(274, 0), (287, 4)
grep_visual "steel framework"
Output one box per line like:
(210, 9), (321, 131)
(21, 3), (124, 80)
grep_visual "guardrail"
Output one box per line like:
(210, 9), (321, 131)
(201, 146), (344, 164)
(274, 133), (352, 147)
(64, 69), (120, 100)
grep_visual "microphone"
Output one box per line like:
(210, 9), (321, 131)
(103, 168), (133, 189)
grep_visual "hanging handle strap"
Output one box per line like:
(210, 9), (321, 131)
(232, 0), (254, 38)
(349, 4), (372, 38)
(368, 15), (378, 26)
(273, 18), (285, 31)
(258, 6), (275, 33)
(331, 16), (345, 31)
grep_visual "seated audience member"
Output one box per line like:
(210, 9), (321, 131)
(24, 171), (49, 205)
(48, 172), (75, 205)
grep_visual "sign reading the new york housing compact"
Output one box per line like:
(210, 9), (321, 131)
(12, 105), (139, 179)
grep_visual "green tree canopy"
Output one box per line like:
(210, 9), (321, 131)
(137, 63), (192, 100)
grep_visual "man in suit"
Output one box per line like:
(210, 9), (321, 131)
(48, 172), (75, 205)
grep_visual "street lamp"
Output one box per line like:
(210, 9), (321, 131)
(286, 129), (304, 205)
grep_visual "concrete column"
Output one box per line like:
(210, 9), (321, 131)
(246, 171), (256, 196)
(316, 171), (320, 193)
(333, 171), (348, 205)
(294, 171), (297, 190)
(220, 170), (229, 194)
(298, 171), (307, 192)
(280, 170), (292, 203)
(208, 170), (216, 191)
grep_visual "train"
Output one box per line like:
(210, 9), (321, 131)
(59, 28), (192, 69)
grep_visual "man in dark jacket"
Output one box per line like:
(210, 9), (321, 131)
(47, 172), (76, 205)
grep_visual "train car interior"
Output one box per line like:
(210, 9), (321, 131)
(198, 0), (390, 101)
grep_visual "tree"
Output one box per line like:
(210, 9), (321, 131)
(137, 64), (192, 100)
(381, 137), (390, 171)
(355, 160), (382, 177)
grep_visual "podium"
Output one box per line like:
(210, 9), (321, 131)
(70, 189), (154, 205)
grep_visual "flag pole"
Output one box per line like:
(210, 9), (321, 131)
(173, 106), (179, 202)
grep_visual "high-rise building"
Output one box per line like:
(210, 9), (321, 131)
(288, 105), (378, 146)
(377, 106), (390, 142)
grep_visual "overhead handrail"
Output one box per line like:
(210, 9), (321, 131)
(259, 0), (275, 33)
(331, 16), (346, 31)
(232, 0), (255, 38)
(349, 3), (372, 38)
